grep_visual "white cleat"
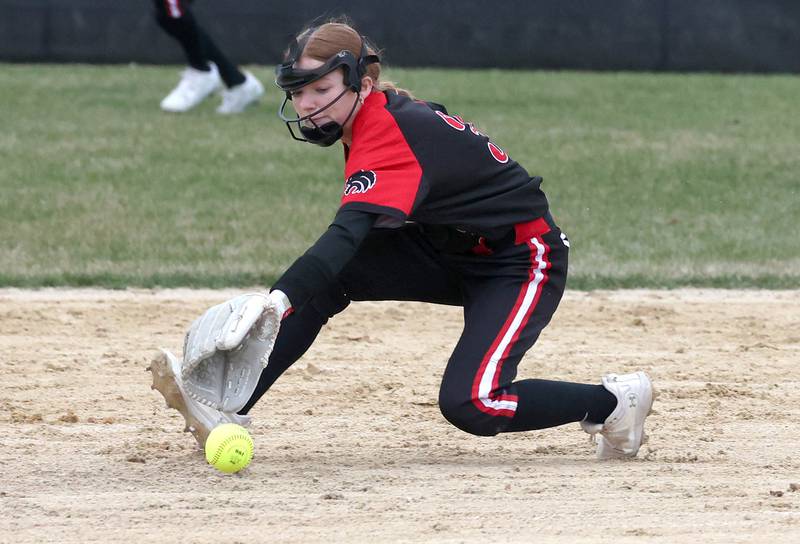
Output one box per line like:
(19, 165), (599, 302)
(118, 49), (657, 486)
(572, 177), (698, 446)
(580, 371), (654, 460)
(147, 349), (251, 448)
(216, 70), (264, 114)
(160, 64), (222, 113)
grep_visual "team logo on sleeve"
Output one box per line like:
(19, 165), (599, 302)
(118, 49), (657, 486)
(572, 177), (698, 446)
(344, 170), (377, 195)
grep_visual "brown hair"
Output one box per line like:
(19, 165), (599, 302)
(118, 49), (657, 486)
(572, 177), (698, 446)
(293, 20), (415, 99)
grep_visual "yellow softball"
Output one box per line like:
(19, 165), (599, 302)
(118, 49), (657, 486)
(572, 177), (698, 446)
(204, 423), (254, 474)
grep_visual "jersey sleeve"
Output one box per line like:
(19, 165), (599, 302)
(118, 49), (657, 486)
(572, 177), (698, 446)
(341, 100), (423, 224)
(271, 208), (377, 311)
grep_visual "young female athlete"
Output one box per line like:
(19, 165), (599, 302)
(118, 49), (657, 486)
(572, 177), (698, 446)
(150, 20), (653, 460)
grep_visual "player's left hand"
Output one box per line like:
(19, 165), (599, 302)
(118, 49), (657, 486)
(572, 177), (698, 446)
(180, 291), (290, 412)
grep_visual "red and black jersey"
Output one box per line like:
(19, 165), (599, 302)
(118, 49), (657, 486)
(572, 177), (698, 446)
(341, 91), (549, 239)
(273, 90), (554, 310)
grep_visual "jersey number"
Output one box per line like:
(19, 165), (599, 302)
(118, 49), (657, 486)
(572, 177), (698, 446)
(435, 111), (509, 164)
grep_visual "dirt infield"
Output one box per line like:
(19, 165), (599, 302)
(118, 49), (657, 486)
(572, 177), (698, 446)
(1, 288), (798, 543)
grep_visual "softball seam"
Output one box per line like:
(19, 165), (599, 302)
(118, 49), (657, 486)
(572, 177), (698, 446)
(209, 433), (253, 466)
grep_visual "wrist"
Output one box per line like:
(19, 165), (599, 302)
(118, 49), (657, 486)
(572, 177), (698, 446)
(268, 289), (293, 319)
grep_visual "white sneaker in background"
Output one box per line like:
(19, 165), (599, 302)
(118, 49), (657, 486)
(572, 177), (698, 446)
(160, 64), (222, 113)
(580, 371), (654, 460)
(216, 70), (265, 114)
(148, 349), (252, 448)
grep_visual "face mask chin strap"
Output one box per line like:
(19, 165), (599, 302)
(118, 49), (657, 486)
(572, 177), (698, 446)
(278, 86), (361, 147)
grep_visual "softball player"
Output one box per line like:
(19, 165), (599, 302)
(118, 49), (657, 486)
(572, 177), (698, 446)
(153, 20), (653, 459)
(152, 0), (264, 113)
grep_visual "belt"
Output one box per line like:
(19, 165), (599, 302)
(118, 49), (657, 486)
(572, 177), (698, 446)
(419, 212), (555, 256)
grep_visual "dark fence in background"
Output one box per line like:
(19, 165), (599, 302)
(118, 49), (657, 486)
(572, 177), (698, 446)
(2, 0), (799, 72)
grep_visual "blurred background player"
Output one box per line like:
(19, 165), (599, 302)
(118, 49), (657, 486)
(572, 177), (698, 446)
(153, 0), (264, 114)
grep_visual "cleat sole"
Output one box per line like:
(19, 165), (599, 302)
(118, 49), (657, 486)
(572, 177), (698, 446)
(147, 350), (210, 448)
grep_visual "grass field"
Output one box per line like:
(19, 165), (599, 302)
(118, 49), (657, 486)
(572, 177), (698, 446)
(1, 63), (798, 288)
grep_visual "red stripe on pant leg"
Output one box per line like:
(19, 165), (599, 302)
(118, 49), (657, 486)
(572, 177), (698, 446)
(491, 236), (552, 395)
(469, 282), (528, 417)
(488, 236), (551, 405)
(469, 239), (545, 416)
(469, 235), (552, 418)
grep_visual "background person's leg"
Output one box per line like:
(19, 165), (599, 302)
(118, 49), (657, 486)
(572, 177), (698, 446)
(154, 0), (246, 88)
(153, 0), (258, 112)
(153, 0), (208, 71)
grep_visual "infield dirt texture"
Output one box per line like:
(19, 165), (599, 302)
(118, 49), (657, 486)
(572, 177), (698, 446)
(1, 288), (798, 543)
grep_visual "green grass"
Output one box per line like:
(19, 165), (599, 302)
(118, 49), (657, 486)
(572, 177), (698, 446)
(1, 63), (798, 289)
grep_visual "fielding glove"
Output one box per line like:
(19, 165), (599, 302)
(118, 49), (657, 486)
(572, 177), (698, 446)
(181, 290), (291, 412)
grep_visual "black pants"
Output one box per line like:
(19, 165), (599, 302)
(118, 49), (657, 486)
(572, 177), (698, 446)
(151, 0), (244, 87)
(242, 220), (616, 436)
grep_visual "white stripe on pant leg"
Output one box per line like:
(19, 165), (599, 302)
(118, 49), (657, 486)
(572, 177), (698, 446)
(478, 237), (546, 411)
(166, 0), (183, 18)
